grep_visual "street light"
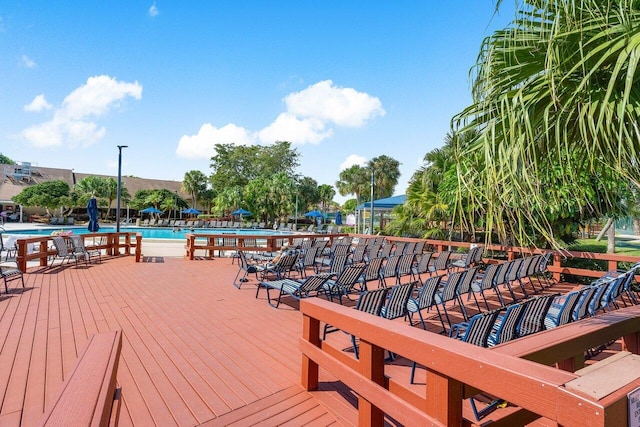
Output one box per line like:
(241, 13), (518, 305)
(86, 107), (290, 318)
(370, 169), (375, 235)
(116, 145), (128, 232)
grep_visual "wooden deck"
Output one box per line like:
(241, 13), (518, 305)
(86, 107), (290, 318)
(0, 255), (588, 426)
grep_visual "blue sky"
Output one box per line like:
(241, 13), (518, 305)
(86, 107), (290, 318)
(0, 1), (515, 203)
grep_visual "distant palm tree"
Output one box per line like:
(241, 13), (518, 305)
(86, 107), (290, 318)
(317, 184), (335, 213)
(368, 155), (400, 199)
(182, 170), (208, 209)
(336, 165), (369, 205)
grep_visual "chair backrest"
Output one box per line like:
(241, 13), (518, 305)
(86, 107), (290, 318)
(368, 243), (382, 259)
(355, 288), (389, 316)
(380, 255), (401, 280)
(396, 254), (415, 278)
(380, 282), (414, 320)
(517, 294), (557, 337)
(472, 246), (484, 264)
(331, 244), (351, 257)
(300, 274), (332, 293)
(492, 302), (527, 345)
(438, 271), (466, 303)
(457, 267), (480, 295)
(362, 257), (384, 283)
(538, 252), (552, 274)
(405, 241), (417, 255)
(494, 260), (511, 285)
(458, 309), (501, 347)
(554, 290), (582, 327)
(300, 239), (312, 252)
(409, 275), (442, 311)
(51, 236), (70, 256)
(480, 263), (502, 291)
(432, 251), (452, 271)
(238, 251), (252, 270)
(379, 244), (393, 259)
(526, 254), (542, 276)
(414, 252), (433, 276)
(506, 258), (524, 282)
(393, 242), (407, 256)
(414, 241), (426, 256)
(588, 280), (611, 315)
(573, 285), (598, 321)
(69, 235), (87, 252)
(274, 253), (298, 274)
(328, 254), (350, 276)
(301, 246), (319, 267)
(351, 245), (367, 263)
(335, 263), (367, 290)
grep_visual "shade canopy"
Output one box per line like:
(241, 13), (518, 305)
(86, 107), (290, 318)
(86, 197), (99, 232)
(140, 207), (163, 214)
(231, 208), (251, 216)
(304, 210), (324, 218)
(181, 208), (201, 215)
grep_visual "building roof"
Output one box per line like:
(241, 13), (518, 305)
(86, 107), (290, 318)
(0, 162), (186, 206)
(356, 194), (406, 210)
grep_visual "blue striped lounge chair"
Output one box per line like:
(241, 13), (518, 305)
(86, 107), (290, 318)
(262, 273), (333, 308)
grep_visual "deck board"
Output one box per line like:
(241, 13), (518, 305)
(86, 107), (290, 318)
(0, 254), (601, 426)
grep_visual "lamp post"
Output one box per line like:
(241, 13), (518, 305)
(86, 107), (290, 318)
(369, 169), (375, 235)
(174, 191), (178, 222)
(116, 145), (128, 232)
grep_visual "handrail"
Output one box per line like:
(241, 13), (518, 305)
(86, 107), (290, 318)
(14, 232), (142, 271)
(184, 233), (348, 260)
(299, 298), (640, 426)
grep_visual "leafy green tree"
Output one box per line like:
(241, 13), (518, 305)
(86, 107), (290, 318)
(342, 199), (358, 213)
(453, 0), (640, 246)
(199, 189), (216, 213)
(0, 153), (14, 164)
(213, 186), (243, 216)
(368, 155), (401, 199)
(295, 176), (320, 215)
(182, 170), (208, 209)
(317, 184), (336, 212)
(12, 180), (70, 215)
(209, 141), (299, 193)
(336, 165), (370, 205)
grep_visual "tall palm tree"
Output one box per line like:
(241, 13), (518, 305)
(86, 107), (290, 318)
(317, 184), (335, 213)
(336, 165), (369, 205)
(453, 0), (640, 246)
(368, 155), (400, 199)
(182, 170), (208, 209)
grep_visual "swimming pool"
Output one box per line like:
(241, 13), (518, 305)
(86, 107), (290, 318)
(6, 226), (292, 240)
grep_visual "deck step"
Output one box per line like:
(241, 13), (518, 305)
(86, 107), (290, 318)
(198, 385), (342, 426)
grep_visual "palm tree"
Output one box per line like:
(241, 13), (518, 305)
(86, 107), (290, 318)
(453, 0), (640, 246)
(182, 170), (208, 209)
(317, 184), (335, 213)
(368, 155), (401, 200)
(336, 165), (369, 205)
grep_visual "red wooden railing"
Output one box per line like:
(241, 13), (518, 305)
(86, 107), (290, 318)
(14, 232), (142, 271)
(300, 298), (640, 426)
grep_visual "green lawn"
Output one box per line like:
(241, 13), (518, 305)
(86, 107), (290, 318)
(569, 238), (640, 257)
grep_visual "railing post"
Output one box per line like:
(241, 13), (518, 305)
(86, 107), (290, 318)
(358, 341), (385, 427)
(425, 369), (463, 425)
(16, 239), (28, 271)
(553, 252), (562, 283)
(557, 353), (585, 372)
(125, 234), (131, 255)
(135, 234), (142, 262)
(623, 331), (640, 354)
(301, 314), (320, 391)
(40, 240), (49, 267)
(187, 235), (195, 260)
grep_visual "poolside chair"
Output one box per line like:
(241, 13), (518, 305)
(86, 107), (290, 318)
(50, 236), (88, 267)
(434, 270), (466, 333)
(351, 244), (367, 264)
(544, 290), (582, 329)
(261, 273), (333, 308)
(379, 255), (401, 288)
(487, 301), (527, 346)
(516, 293), (557, 337)
(380, 282), (414, 321)
(0, 261), (24, 294)
(323, 262), (367, 304)
(233, 251), (264, 289)
(393, 242), (407, 256)
(395, 253), (415, 285)
(379, 243), (393, 259)
(505, 257), (528, 299)
(470, 263), (505, 310)
(572, 285), (600, 321)
(411, 252), (433, 282)
(1, 234), (18, 261)
(411, 308), (500, 384)
(406, 275), (443, 330)
(358, 257), (384, 292)
(449, 246), (482, 271)
(295, 246), (319, 278)
(455, 266), (481, 321)
(493, 260), (518, 303)
(69, 235), (100, 264)
(259, 253), (298, 282)
(428, 250), (452, 276)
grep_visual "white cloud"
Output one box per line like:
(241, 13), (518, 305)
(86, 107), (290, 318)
(257, 112), (332, 145)
(21, 55), (36, 68)
(178, 80), (384, 154)
(176, 123), (255, 159)
(149, 2), (159, 17)
(285, 80), (385, 127)
(21, 75), (142, 148)
(340, 154), (368, 170)
(24, 94), (52, 112)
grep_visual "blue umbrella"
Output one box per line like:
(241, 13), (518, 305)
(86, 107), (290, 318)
(181, 208), (201, 215)
(86, 197), (99, 232)
(231, 208), (252, 216)
(140, 207), (163, 214)
(304, 210), (324, 218)
(335, 211), (343, 225)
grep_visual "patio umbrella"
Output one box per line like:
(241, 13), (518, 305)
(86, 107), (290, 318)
(181, 208), (201, 215)
(86, 197), (99, 232)
(304, 210), (323, 218)
(335, 211), (342, 225)
(140, 207), (163, 214)
(231, 208), (252, 216)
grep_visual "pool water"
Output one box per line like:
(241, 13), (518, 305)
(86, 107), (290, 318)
(6, 226), (292, 240)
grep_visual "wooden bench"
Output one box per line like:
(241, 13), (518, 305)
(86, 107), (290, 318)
(38, 330), (122, 427)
